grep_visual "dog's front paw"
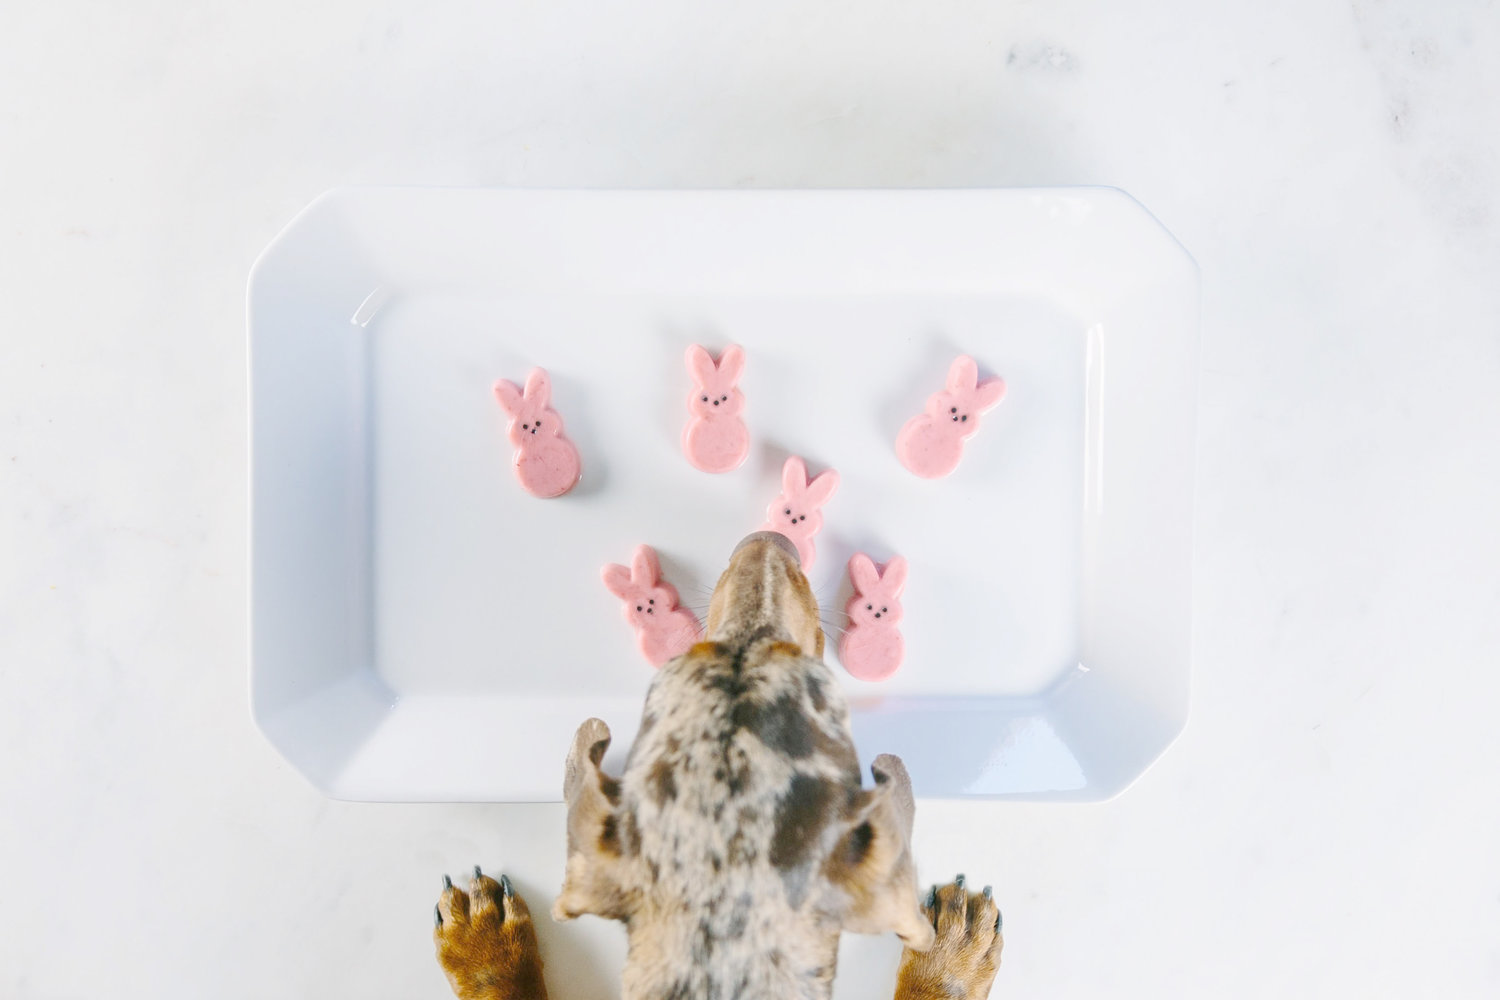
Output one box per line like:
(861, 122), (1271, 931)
(434, 867), (548, 1000)
(895, 876), (1003, 1000)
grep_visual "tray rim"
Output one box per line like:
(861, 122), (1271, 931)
(247, 185), (1199, 803)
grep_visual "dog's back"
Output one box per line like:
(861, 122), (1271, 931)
(618, 631), (862, 999)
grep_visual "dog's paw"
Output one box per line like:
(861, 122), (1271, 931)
(433, 867), (549, 1000)
(895, 876), (1003, 1000)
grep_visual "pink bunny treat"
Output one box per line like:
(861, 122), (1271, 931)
(759, 456), (840, 570)
(839, 553), (908, 682)
(682, 344), (750, 474)
(492, 367), (583, 498)
(895, 354), (1007, 479)
(601, 544), (702, 668)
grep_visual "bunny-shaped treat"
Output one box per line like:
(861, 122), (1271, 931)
(492, 367), (583, 498)
(759, 456), (840, 570)
(839, 553), (908, 681)
(683, 344), (749, 474)
(895, 355), (1007, 479)
(601, 544), (702, 667)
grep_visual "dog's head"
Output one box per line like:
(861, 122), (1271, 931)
(553, 533), (933, 975)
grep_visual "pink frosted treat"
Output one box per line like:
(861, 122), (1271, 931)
(492, 367), (583, 498)
(601, 544), (702, 667)
(759, 456), (839, 570)
(895, 355), (1007, 479)
(839, 553), (908, 682)
(682, 344), (750, 474)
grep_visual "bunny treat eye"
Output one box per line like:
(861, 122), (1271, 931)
(702, 395), (709, 402)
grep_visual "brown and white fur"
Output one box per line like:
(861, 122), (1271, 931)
(435, 532), (1003, 1000)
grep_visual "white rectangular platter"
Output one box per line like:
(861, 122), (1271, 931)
(249, 188), (1197, 801)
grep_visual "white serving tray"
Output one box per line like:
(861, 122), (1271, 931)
(249, 187), (1197, 802)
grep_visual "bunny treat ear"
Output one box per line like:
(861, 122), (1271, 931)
(685, 344), (717, 386)
(781, 455), (809, 498)
(601, 563), (635, 599)
(773, 455), (839, 510)
(523, 366), (551, 405)
(848, 552), (881, 593)
(685, 344), (746, 388)
(492, 378), (524, 417)
(945, 355), (980, 394)
(714, 344), (745, 385)
(878, 555), (909, 594)
(629, 544), (661, 587)
(804, 467), (840, 507)
(972, 375), (1007, 410)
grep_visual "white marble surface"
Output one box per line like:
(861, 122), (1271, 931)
(2, 1), (1498, 996)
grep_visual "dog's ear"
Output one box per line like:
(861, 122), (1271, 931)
(553, 719), (637, 923)
(825, 754), (935, 951)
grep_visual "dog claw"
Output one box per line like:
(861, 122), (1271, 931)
(500, 874), (514, 898)
(473, 865), (483, 881)
(982, 885), (992, 900)
(954, 873), (965, 890)
(434, 904), (442, 927)
(442, 874), (452, 890)
(927, 885), (937, 908)
(996, 910), (1003, 932)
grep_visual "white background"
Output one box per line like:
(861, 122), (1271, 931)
(3, 1), (1498, 996)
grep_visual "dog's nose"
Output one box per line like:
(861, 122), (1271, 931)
(732, 530), (801, 565)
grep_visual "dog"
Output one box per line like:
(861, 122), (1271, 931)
(434, 532), (1003, 1000)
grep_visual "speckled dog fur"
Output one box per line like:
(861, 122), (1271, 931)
(435, 532), (1003, 1000)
